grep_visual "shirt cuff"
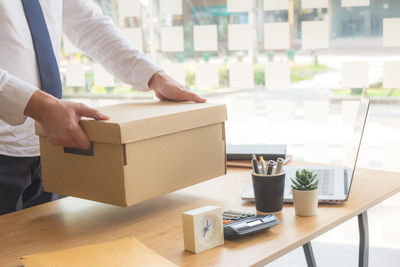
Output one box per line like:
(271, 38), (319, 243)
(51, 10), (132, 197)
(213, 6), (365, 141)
(130, 56), (161, 91)
(0, 75), (38, 126)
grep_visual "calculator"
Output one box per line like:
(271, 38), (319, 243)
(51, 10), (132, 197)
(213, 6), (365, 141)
(223, 210), (279, 240)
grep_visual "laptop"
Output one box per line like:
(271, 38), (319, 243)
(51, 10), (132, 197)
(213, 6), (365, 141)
(241, 90), (370, 204)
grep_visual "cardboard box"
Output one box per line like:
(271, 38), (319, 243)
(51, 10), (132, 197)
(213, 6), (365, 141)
(36, 102), (227, 206)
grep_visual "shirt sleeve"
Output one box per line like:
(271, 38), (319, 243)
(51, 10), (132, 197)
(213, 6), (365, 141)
(62, 0), (161, 91)
(0, 68), (38, 126)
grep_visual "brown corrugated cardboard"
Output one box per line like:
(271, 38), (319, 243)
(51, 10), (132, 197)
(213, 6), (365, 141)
(36, 101), (227, 206)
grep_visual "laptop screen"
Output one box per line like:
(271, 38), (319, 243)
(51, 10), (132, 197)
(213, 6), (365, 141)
(343, 90), (370, 199)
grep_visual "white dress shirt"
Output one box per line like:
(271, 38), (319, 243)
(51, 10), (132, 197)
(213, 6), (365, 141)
(0, 0), (160, 157)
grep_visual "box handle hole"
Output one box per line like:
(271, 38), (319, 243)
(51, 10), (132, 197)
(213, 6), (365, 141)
(64, 144), (94, 156)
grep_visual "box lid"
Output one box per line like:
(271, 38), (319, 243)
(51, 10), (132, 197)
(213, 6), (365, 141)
(36, 101), (227, 145)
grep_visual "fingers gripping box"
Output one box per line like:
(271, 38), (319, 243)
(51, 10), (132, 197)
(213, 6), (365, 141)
(35, 102), (227, 206)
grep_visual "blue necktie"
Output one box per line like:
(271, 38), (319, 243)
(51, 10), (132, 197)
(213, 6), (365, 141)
(21, 0), (62, 99)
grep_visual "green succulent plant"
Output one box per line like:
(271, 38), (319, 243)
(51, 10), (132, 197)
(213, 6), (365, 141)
(291, 169), (319, 191)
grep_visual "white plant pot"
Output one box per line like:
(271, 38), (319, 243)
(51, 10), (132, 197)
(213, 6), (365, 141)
(292, 188), (319, 217)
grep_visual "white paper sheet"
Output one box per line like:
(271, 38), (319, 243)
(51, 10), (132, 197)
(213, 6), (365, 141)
(161, 26), (184, 52)
(63, 36), (80, 54)
(301, 0), (328, 9)
(93, 64), (115, 87)
(383, 61), (400, 88)
(228, 24), (252, 51)
(227, 0), (253, 12)
(117, 0), (141, 26)
(304, 100), (329, 125)
(266, 99), (293, 117)
(383, 142), (400, 170)
(341, 0), (370, 7)
(383, 18), (400, 48)
(160, 63), (185, 85)
(304, 139), (329, 164)
(341, 100), (360, 127)
(159, 0), (182, 16)
(195, 63), (219, 88)
(264, 22), (290, 50)
(265, 61), (291, 89)
(229, 62), (254, 88)
(66, 64), (85, 87)
(121, 28), (143, 51)
(341, 62), (369, 88)
(193, 25), (218, 51)
(263, 0), (289, 10)
(301, 21), (329, 49)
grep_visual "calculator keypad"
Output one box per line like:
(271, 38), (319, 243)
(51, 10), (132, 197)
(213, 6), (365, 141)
(223, 211), (254, 221)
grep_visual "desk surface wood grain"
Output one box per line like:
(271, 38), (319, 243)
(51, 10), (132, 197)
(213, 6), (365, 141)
(0, 167), (399, 267)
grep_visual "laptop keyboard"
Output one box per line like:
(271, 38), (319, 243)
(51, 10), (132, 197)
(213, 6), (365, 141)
(289, 169), (335, 195)
(314, 169), (335, 195)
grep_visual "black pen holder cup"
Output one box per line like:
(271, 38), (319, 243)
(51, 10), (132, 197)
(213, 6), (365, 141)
(251, 172), (286, 213)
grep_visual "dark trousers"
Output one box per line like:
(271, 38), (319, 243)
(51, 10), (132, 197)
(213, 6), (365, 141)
(0, 154), (58, 215)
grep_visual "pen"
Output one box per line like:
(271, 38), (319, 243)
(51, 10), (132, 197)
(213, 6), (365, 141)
(252, 154), (260, 174)
(259, 156), (267, 174)
(271, 166), (277, 175)
(276, 158), (284, 174)
(266, 160), (274, 175)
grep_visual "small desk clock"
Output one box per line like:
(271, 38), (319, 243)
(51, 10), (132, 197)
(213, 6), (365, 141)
(182, 205), (224, 253)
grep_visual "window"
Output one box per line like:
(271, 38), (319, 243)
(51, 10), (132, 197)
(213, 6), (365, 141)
(63, 0), (400, 171)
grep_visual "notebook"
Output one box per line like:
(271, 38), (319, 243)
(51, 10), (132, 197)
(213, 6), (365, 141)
(226, 144), (286, 161)
(227, 144), (288, 168)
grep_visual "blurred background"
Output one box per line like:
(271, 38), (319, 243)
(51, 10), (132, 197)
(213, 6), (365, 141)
(62, 1), (400, 266)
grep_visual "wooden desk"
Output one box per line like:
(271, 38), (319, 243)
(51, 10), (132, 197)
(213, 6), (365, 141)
(0, 167), (399, 267)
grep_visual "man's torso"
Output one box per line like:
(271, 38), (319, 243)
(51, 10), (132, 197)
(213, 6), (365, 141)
(0, 0), (62, 156)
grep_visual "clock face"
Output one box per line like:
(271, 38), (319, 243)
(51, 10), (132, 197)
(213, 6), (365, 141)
(197, 214), (221, 246)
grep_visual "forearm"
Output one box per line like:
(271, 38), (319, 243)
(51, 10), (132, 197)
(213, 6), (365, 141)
(62, 0), (160, 90)
(24, 89), (108, 149)
(24, 90), (59, 124)
(62, 0), (204, 103)
(0, 69), (38, 126)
